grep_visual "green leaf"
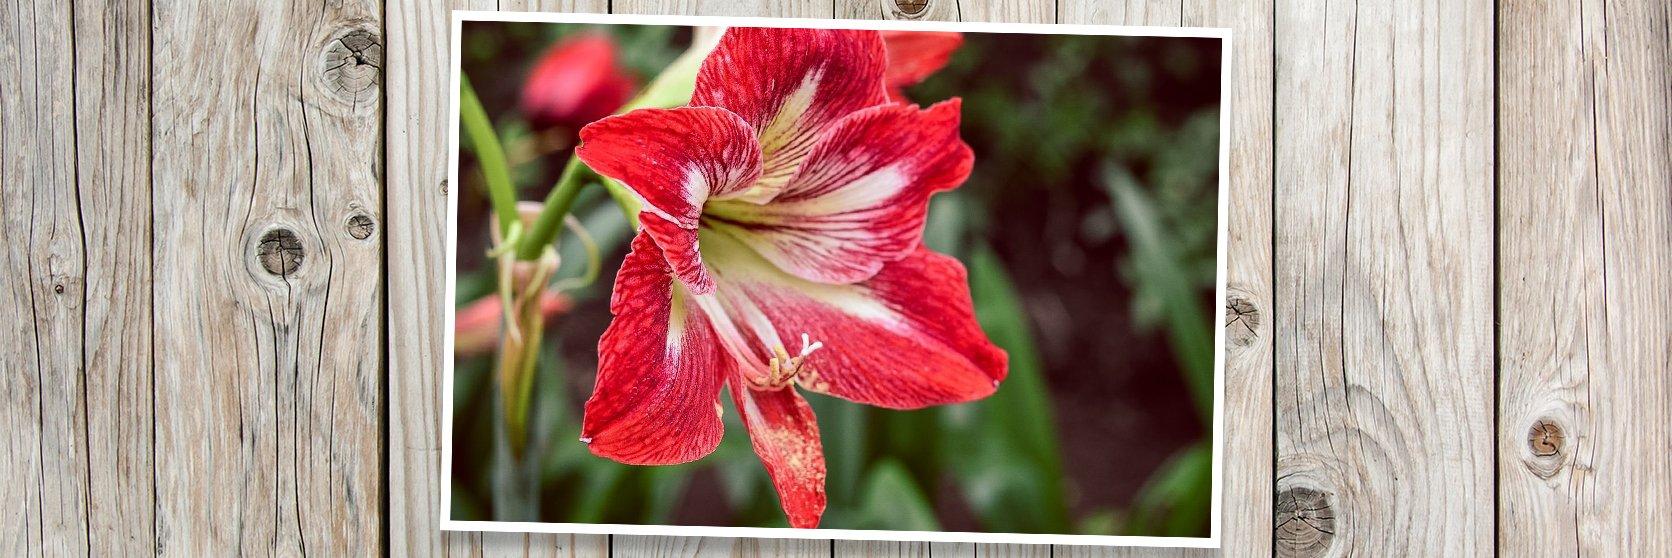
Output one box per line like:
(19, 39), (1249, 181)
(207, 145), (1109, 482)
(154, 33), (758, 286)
(939, 245), (1071, 533)
(851, 459), (940, 532)
(640, 465), (693, 525)
(1124, 442), (1212, 537)
(1103, 166), (1215, 420)
(458, 73), (519, 237)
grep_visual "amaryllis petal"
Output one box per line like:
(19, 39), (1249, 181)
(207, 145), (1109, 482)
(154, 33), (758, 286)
(693, 28), (889, 202)
(581, 233), (727, 465)
(880, 31), (963, 100)
(699, 230), (1007, 410)
(705, 100), (973, 285)
(731, 383), (826, 528)
(520, 32), (637, 129)
(577, 107), (763, 293)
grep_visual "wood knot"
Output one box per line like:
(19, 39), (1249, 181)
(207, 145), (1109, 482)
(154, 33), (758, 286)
(1224, 294), (1261, 347)
(1275, 486), (1335, 555)
(345, 213), (375, 240)
(891, 0), (932, 17)
(321, 27), (382, 103)
(257, 228), (305, 276)
(1527, 420), (1564, 457)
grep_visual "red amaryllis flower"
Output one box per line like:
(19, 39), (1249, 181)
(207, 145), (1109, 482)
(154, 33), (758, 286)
(520, 32), (637, 130)
(880, 31), (963, 101)
(574, 27), (1006, 529)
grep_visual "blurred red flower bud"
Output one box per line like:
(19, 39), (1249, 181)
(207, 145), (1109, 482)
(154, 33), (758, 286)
(520, 33), (637, 130)
(454, 292), (573, 357)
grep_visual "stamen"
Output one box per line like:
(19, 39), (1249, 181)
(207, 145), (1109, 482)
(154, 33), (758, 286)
(752, 333), (825, 390)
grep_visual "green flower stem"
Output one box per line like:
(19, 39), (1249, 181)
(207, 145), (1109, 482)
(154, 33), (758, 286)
(458, 74), (518, 238)
(516, 157), (589, 261)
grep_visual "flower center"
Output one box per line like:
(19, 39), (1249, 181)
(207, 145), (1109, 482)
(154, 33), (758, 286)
(751, 332), (823, 390)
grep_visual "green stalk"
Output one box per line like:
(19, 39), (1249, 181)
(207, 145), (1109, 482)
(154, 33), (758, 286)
(459, 74), (518, 237)
(516, 157), (589, 261)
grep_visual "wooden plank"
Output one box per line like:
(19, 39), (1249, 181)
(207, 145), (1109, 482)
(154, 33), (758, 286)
(835, 0), (960, 21)
(1272, 0), (1495, 555)
(150, 0), (385, 553)
(615, 0), (834, 18)
(478, 531), (612, 557)
(385, 0), (611, 555)
(1060, 0), (1183, 27)
(0, 0), (88, 555)
(616, 536), (832, 557)
(74, 0), (157, 555)
(831, 540), (971, 557)
(1497, 0), (1672, 555)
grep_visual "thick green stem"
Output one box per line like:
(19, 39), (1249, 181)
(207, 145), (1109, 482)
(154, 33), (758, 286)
(459, 74), (519, 237)
(516, 157), (589, 261)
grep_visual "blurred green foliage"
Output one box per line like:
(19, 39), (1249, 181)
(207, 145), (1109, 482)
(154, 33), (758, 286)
(454, 23), (1222, 537)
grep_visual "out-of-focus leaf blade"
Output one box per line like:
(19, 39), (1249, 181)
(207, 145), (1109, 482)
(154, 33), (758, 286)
(852, 460), (940, 532)
(1124, 442), (1211, 537)
(1104, 167), (1214, 419)
(939, 245), (1070, 533)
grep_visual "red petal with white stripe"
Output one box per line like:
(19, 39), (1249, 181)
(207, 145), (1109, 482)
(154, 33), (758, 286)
(706, 100), (973, 285)
(581, 233), (727, 465)
(693, 28), (890, 203)
(577, 106), (762, 293)
(698, 231), (1008, 410)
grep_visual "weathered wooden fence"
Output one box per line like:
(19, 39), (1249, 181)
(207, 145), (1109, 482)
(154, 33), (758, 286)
(2, 0), (1668, 555)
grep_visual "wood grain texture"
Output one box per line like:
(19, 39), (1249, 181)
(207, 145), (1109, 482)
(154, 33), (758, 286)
(1497, 0), (1672, 555)
(150, 0), (385, 554)
(1273, 0), (1495, 555)
(831, 540), (972, 557)
(73, 0), (156, 555)
(617, 536), (832, 557)
(0, 0), (88, 555)
(386, 0), (609, 556)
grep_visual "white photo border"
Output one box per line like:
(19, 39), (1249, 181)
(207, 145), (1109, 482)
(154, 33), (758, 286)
(442, 10), (1234, 549)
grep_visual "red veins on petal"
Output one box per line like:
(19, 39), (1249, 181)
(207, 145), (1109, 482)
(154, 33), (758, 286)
(693, 27), (891, 201)
(705, 100), (974, 284)
(581, 233), (727, 465)
(731, 383), (826, 529)
(699, 231), (1007, 410)
(880, 31), (963, 101)
(520, 32), (637, 130)
(577, 107), (763, 294)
